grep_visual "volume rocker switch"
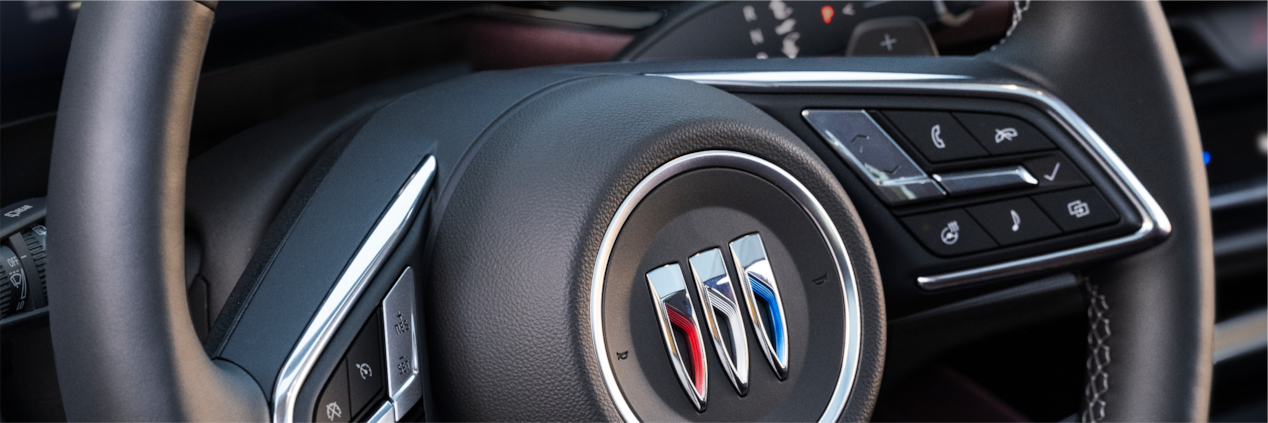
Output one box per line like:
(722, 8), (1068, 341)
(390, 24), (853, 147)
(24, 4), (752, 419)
(382, 267), (421, 420)
(932, 165), (1038, 196)
(803, 109), (945, 205)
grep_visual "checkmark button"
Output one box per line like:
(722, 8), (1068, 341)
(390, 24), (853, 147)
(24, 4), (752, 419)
(1043, 162), (1060, 181)
(1023, 154), (1088, 189)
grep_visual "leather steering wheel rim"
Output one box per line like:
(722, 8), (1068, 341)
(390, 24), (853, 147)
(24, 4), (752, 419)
(979, 3), (1214, 420)
(44, 1), (1211, 421)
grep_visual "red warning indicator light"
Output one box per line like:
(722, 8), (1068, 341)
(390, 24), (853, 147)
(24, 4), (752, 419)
(821, 5), (834, 24)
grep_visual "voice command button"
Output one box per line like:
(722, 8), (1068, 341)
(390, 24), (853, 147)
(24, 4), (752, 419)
(900, 209), (997, 256)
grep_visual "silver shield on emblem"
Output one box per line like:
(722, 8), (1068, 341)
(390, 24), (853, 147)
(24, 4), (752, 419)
(688, 248), (751, 396)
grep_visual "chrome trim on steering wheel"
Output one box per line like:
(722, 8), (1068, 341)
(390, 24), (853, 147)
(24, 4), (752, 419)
(590, 151), (864, 422)
(273, 156), (437, 423)
(650, 72), (1171, 290)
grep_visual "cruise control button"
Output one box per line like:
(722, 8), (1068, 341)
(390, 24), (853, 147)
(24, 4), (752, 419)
(346, 313), (384, 418)
(1022, 154), (1088, 189)
(1033, 187), (1119, 232)
(901, 209), (997, 256)
(316, 360), (351, 423)
(953, 112), (1054, 155)
(382, 267), (421, 420)
(884, 110), (987, 162)
(966, 198), (1061, 246)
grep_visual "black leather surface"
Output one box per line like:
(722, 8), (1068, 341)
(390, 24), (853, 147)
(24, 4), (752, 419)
(979, 2), (1214, 421)
(885, 273), (1083, 389)
(424, 73), (886, 421)
(45, 2), (266, 420)
(205, 68), (588, 398)
(186, 67), (462, 331)
(208, 111), (433, 397)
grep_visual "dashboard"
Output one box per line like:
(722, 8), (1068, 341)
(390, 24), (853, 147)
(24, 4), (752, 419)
(620, 1), (1001, 60)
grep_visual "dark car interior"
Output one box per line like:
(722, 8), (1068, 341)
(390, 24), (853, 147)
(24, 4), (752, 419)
(1, 1), (1264, 421)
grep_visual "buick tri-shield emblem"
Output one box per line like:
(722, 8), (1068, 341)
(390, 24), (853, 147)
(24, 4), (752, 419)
(647, 233), (791, 408)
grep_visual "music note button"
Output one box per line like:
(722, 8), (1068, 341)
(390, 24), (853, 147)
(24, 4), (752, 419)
(967, 198), (1061, 246)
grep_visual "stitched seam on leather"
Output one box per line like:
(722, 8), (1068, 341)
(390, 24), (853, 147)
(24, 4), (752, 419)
(989, 0), (1031, 51)
(1082, 279), (1110, 423)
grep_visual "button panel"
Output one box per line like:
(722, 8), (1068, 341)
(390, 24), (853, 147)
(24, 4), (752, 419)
(382, 268), (421, 420)
(803, 109), (945, 205)
(803, 107), (1132, 261)
(884, 110), (987, 162)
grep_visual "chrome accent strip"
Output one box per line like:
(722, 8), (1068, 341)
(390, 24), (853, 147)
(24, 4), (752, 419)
(1213, 308), (1267, 364)
(1209, 182), (1267, 211)
(273, 156), (437, 423)
(649, 71), (970, 86)
(646, 264), (709, 411)
(688, 248), (750, 395)
(650, 73), (1171, 290)
(367, 401), (396, 423)
(932, 165), (1038, 196)
(729, 233), (791, 380)
(590, 151), (862, 423)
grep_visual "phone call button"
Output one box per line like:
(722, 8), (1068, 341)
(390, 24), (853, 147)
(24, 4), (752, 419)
(883, 110), (986, 163)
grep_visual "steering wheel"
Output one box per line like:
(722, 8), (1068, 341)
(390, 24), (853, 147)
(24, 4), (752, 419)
(45, 1), (1212, 421)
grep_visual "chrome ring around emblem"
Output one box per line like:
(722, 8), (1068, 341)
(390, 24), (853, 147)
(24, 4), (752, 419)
(589, 151), (863, 422)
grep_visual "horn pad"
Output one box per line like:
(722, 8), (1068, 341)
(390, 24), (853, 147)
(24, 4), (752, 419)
(423, 73), (883, 421)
